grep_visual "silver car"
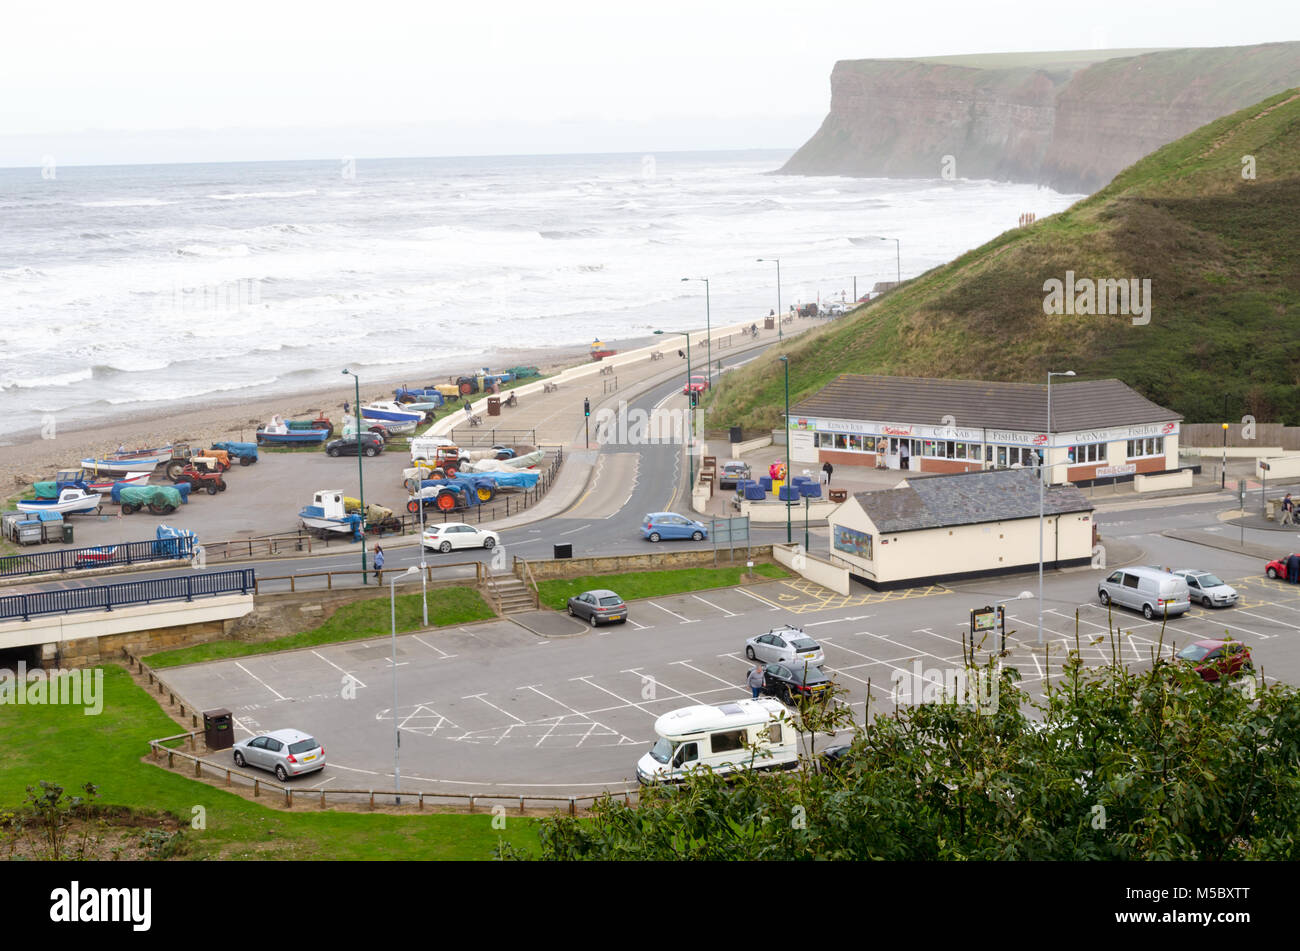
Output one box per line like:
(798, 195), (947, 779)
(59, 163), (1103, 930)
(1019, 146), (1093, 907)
(1098, 566), (1191, 620)
(745, 626), (825, 667)
(232, 729), (325, 781)
(1173, 570), (1238, 608)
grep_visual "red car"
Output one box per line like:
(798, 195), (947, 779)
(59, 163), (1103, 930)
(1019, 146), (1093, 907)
(1266, 555), (1299, 580)
(1175, 639), (1253, 682)
(681, 375), (710, 395)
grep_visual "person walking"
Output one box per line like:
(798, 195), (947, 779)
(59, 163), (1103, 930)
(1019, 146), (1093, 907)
(822, 461), (833, 486)
(747, 664), (765, 699)
(1281, 493), (1295, 526)
(373, 544), (384, 585)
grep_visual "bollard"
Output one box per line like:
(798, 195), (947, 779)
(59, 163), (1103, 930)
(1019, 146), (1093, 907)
(519, 796), (525, 814)
(468, 796), (475, 814)
(225, 769), (231, 786)
(167, 750), (174, 768)
(320, 790), (326, 808)
(569, 796), (575, 817)
(253, 780), (259, 798)
(369, 791), (375, 810)
(286, 788), (292, 807)
(194, 758), (200, 777)
(419, 793), (424, 811)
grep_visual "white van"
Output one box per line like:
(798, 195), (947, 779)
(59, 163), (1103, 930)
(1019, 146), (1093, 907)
(1098, 566), (1191, 620)
(408, 434), (454, 462)
(635, 698), (799, 785)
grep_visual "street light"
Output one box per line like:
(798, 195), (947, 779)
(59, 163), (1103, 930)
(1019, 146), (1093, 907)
(342, 368), (368, 584)
(756, 258), (781, 340)
(1221, 422), (1229, 489)
(681, 278), (711, 383)
(859, 236), (901, 287)
(1039, 370), (1075, 645)
(389, 565), (420, 804)
(779, 355), (791, 544)
(654, 329), (694, 492)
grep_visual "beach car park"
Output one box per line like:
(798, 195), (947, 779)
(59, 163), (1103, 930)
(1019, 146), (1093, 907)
(636, 698), (798, 785)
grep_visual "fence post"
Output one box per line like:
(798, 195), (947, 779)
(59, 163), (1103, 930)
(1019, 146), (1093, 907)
(253, 779), (259, 798)
(185, 576), (193, 602)
(468, 796), (475, 813)
(569, 796), (575, 817)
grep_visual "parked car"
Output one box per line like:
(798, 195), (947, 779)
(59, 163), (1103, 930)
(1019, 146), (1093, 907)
(718, 460), (751, 490)
(1265, 555), (1299, 580)
(762, 662), (833, 705)
(641, 512), (708, 542)
(681, 375), (710, 395)
(567, 589), (627, 625)
(745, 625), (825, 666)
(422, 522), (499, 552)
(326, 433), (384, 458)
(1097, 566), (1191, 620)
(232, 729), (325, 781)
(1175, 639), (1253, 682)
(1172, 570), (1238, 607)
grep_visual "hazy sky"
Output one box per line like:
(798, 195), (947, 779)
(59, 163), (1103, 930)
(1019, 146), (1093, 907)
(2, 0), (1297, 165)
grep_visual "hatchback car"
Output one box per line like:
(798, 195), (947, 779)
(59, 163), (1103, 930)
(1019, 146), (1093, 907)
(567, 589), (627, 625)
(718, 460), (751, 490)
(325, 433), (384, 458)
(1175, 639), (1253, 682)
(745, 626), (824, 666)
(1173, 570), (1238, 607)
(232, 729), (325, 781)
(762, 662), (832, 705)
(641, 512), (708, 542)
(1265, 555), (1299, 580)
(422, 522), (499, 552)
(681, 375), (710, 395)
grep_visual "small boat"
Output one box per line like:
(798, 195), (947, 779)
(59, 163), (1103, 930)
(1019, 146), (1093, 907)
(461, 449), (545, 472)
(37, 469), (152, 497)
(79, 446), (173, 475)
(361, 401), (426, 425)
(16, 488), (102, 516)
(257, 415), (331, 445)
(299, 489), (363, 539)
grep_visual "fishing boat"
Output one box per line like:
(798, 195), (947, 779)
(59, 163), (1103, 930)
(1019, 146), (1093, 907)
(299, 489), (363, 539)
(461, 449), (545, 472)
(79, 445), (173, 475)
(35, 469), (152, 497)
(256, 415), (330, 445)
(16, 488), (102, 516)
(361, 401), (426, 425)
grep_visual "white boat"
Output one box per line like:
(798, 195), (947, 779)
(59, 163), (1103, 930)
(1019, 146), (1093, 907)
(298, 489), (363, 538)
(461, 449), (545, 472)
(79, 446), (173, 475)
(17, 488), (103, 516)
(361, 401), (426, 425)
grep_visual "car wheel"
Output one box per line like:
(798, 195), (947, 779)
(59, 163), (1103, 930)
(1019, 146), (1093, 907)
(364, 447), (378, 457)
(568, 605), (576, 617)
(1098, 590), (1110, 606)
(440, 541), (452, 553)
(233, 751), (245, 768)
(589, 615), (598, 627)
(483, 536), (496, 549)
(327, 447), (340, 457)
(275, 765), (288, 782)
(745, 646), (756, 660)
(648, 532), (661, 543)
(691, 531), (703, 541)
(1142, 603), (1155, 620)
(1267, 567), (1279, 579)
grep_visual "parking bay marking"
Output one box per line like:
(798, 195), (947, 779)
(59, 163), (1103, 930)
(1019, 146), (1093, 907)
(735, 587), (781, 610)
(411, 634), (455, 659)
(311, 650), (366, 688)
(692, 594), (736, 617)
(647, 600), (697, 623)
(233, 662), (287, 701)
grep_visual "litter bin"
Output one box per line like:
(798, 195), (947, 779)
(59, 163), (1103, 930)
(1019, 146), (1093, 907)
(729, 426), (743, 444)
(62, 523), (73, 544)
(487, 396), (501, 417)
(764, 317), (775, 329)
(553, 543), (573, 559)
(203, 708), (233, 751)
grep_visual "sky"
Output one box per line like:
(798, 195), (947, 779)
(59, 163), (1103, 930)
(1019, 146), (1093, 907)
(2, 0), (1297, 166)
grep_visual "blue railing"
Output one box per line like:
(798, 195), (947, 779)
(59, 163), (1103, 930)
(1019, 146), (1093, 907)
(0, 538), (193, 579)
(0, 569), (255, 622)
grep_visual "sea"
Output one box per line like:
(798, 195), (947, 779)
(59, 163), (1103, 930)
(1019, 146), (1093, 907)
(0, 150), (1083, 440)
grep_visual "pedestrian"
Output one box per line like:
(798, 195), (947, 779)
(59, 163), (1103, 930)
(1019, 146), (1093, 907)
(747, 664), (765, 700)
(1288, 552), (1300, 585)
(899, 441), (910, 471)
(822, 461), (833, 486)
(373, 545), (384, 584)
(1282, 493), (1295, 526)
(678, 348), (685, 359)
(343, 400), (350, 415)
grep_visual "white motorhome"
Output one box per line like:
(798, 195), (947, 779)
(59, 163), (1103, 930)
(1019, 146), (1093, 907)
(635, 698), (799, 785)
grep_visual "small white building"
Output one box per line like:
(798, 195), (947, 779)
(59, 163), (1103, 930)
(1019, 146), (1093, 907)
(827, 468), (1095, 590)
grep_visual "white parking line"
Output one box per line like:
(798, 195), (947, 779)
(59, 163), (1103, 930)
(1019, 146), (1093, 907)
(411, 635), (455, 659)
(465, 693), (526, 724)
(648, 601), (696, 623)
(311, 650), (366, 688)
(234, 662), (287, 701)
(692, 594), (736, 617)
(735, 588), (780, 610)
(1234, 608), (1300, 632)
(669, 660), (745, 691)
(623, 667), (713, 704)
(572, 676), (660, 717)
(626, 618), (652, 630)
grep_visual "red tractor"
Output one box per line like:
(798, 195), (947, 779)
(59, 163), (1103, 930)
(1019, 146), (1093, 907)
(172, 464), (227, 496)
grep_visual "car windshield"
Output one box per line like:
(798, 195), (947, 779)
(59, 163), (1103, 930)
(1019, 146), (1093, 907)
(287, 738), (318, 754)
(1194, 574), (1225, 587)
(649, 737), (675, 764)
(1177, 645), (1212, 662)
(598, 596), (623, 607)
(790, 639), (819, 652)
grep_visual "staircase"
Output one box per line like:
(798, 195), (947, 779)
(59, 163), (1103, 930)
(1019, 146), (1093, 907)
(486, 575), (536, 615)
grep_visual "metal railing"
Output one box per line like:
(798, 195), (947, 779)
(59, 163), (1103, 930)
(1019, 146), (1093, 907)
(254, 560), (485, 595)
(1, 568), (254, 622)
(0, 538), (193, 579)
(442, 427), (538, 448)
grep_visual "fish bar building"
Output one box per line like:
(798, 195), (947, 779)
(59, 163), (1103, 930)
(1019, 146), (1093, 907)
(787, 375), (1182, 487)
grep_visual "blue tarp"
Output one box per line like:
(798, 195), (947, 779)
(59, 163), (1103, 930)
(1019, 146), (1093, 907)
(154, 524), (198, 558)
(212, 441), (258, 461)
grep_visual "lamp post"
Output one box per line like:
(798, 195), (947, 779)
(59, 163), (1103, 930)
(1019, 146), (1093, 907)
(1039, 370), (1075, 645)
(861, 236), (901, 287)
(780, 355), (791, 544)
(757, 258), (781, 339)
(389, 565), (419, 804)
(681, 278), (711, 384)
(996, 591), (1034, 655)
(342, 368), (367, 584)
(1221, 422), (1229, 489)
(654, 329), (694, 492)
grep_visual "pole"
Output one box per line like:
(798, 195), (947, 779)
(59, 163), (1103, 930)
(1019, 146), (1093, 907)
(894, 239), (900, 286)
(704, 279), (712, 385)
(390, 575), (401, 804)
(1221, 424), (1227, 489)
(346, 370), (369, 585)
(687, 332), (694, 490)
(419, 491), (428, 628)
(776, 259), (782, 340)
(1038, 374), (1049, 646)
(804, 495), (809, 551)
(782, 356), (791, 544)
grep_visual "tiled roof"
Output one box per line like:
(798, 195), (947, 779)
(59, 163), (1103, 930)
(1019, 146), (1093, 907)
(792, 375), (1179, 431)
(851, 467), (1093, 533)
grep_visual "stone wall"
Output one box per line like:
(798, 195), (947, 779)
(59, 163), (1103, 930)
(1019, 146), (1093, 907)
(527, 546), (774, 580)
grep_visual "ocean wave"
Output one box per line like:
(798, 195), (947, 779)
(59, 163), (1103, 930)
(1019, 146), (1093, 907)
(102, 376), (281, 405)
(208, 189), (318, 201)
(0, 266), (47, 280)
(1, 367), (94, 389)
(91, 359), (173, 376)
(538, 229), (599, 240)
(79, 198), (176, 208)
(176, 244), (251, 257)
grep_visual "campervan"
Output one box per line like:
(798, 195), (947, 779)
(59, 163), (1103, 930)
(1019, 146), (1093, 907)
(635, 698), (799, 785)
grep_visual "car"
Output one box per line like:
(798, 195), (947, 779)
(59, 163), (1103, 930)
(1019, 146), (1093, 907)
(232, 729), (325, 781)
(567, 589), (627, 625)
(681, 375), (710, 395)
(1172, 570), (1238, 607)
(1265, 555), (1299, 581)
(325, 433), (384, 458)
(1175, 639), (1253, 682)
(819, 744), (855, 771)
(745, 625), (825, 666)
(718, 460), (751, 490)
(762, 661), (833, 705)
(421, 522), (499, 552)
(641, 512), (708, 542)
(1097, 566), (1191, 619)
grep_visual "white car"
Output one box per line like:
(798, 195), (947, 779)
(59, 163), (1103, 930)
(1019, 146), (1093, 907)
(1173, 570), (1238, 608)
(422, 522), (499, 552)
(744, 625), (824, 667)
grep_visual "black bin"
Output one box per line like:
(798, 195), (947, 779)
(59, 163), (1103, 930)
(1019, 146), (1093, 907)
(729, 426), (743, 444)
(553, 543), (573, 559)
(62, 523), (74, 544)
(203, 708), (233, 751)
(487, 396), (501, 417)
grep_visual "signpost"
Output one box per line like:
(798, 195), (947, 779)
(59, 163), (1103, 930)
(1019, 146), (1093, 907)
(1238, 478), (1247, 547)
(971, 604), (1007, 656)
(1260, 460), (1270, 517)
(710, 516), (751, 565)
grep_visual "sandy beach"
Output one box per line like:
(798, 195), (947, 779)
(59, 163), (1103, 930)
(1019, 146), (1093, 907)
(1, 333), (660, 499)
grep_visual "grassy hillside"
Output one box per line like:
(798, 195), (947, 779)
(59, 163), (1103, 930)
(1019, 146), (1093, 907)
(712, 88), (1300, 429)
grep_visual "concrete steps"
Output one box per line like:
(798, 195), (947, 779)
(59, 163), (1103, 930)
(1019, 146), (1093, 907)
(486, 575), (536, 615)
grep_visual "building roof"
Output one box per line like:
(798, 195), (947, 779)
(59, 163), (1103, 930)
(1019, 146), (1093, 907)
(850, 468), (1093, 533)
(791, 375), (1179, 432)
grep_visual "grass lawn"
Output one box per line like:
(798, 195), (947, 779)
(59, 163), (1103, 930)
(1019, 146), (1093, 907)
(537, 563), (786, 611)
(0, 666), (538, 859)
(146, 586), (494, 669)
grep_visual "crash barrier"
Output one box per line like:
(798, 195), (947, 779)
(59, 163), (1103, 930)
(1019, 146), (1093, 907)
(254, 560), (486, 595)
(1, 569), (255, 623)
(0, 538), (190, 579)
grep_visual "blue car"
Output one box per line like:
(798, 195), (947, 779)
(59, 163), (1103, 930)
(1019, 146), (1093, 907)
(641, 512), (708, 542)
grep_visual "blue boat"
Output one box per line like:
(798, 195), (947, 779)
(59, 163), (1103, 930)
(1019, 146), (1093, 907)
(256, 416), (330, 445)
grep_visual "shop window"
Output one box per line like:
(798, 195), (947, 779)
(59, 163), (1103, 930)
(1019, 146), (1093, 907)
(954, 442), (967, 460)
(835, 434), (848, 450)
(848, 434), (863, 451)
(862, 436), (877, 453)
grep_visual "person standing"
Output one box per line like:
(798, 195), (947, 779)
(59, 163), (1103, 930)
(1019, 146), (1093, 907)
(822, 461), (833, 486)
(899, 441), (910, 471)
(373, 544), (385, 585)
(1288, 552), (1300, 585)
(747, 664), (765, 699)
(1282, 494), (1295, 526)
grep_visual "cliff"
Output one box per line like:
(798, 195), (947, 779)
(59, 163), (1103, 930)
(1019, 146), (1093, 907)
(781, 44), (1300, 193)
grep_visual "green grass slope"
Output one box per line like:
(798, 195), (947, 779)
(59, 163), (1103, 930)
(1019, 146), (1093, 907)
(713, 88), (1300, 428)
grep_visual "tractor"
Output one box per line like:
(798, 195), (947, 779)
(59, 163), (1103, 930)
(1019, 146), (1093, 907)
(172, 464), (227, 496)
